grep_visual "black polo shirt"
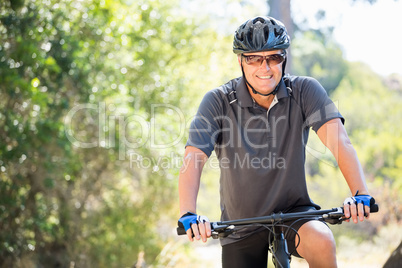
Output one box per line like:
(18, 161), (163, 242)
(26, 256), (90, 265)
(186, 76), (344, 245)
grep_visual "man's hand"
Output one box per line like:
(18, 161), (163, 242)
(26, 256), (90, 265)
(178, 212), (211, 242)
(343, 193), (375, 223)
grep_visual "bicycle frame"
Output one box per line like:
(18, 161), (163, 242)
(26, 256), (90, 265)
(177, 204), (379, 268)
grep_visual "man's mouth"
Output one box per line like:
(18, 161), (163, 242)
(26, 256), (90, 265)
(257, 75), (273, 79)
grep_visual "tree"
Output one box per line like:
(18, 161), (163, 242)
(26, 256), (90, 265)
(291, 30), (347, 94)
(266, 0), (394, 87)
(0, 0), (234, 266)
(267, 0), (293, 74)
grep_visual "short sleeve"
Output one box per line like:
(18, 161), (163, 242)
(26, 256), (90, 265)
(185, 89), (224, 157)
(301, 77), (344, 132)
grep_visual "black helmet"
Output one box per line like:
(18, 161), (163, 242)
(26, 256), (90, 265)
(233, 16), (290, 54)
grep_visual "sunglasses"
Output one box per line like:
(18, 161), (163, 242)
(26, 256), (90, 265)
(242, 53), (286, 67)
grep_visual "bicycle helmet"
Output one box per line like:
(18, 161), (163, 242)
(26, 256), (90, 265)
(233, 16), (290, 96)
(233, 16), (290, 54)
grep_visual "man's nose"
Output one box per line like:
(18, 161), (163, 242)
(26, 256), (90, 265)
(260, 58), (270, 70)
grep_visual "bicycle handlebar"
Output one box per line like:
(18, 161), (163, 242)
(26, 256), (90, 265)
(177, 204), (379, 237)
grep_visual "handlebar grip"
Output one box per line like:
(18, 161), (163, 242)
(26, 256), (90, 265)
(370, 204), (379, 213)
(177, 227), (196, 238)
(177, 227), (186, 235)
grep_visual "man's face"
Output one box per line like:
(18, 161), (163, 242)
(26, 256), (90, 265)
(238, 50), (284, 95)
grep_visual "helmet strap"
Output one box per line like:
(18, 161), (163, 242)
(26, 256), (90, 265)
(282, 58), (287, 76)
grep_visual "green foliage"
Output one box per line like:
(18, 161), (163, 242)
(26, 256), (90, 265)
(333, 62), (402, 190)
(0, 0), (236, 267)
(292, 30), (348, 94)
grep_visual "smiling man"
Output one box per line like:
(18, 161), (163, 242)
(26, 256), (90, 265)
(178, 16), (374, 268)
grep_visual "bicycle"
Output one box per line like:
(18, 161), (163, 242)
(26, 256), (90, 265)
(177, 203), (379, 268)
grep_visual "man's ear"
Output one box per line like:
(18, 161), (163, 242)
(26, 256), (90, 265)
(237, 54), (242, 67)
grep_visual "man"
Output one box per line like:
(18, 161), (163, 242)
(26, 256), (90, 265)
(178, 16), (374, 268)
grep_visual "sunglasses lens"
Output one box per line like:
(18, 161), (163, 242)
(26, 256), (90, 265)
(244, 54), (285, 66)
(269, 54), (285, 65)
(244, 55), (262, 65)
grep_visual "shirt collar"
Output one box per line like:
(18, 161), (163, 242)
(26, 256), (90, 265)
(235, 77), (289, 108)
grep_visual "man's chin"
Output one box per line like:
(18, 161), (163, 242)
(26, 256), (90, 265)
(252, 87), (275, 95)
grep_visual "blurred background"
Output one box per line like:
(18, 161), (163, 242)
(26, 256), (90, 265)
(0, 0), (401, 267)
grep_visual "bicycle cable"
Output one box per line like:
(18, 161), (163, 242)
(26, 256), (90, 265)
(267, 221), (291, 268)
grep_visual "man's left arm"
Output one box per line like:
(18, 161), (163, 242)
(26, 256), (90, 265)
(317, 118), (371, 223)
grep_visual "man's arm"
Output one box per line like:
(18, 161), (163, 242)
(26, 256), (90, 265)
(317, 118), (371, 223)
(178, 146), (211, 242)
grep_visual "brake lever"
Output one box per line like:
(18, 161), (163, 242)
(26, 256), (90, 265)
(323, 207), (344, 224)
(211, 222), (235, 239)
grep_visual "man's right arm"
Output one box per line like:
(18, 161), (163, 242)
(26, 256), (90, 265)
(178, 146), (211, 242)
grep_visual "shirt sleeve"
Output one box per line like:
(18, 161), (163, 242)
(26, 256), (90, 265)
(301, 77), (344, 132)
(185, 89), (224, 157)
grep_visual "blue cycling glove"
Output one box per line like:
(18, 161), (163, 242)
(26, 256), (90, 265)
(178, 212), (198, 231)
(343, 192), (375, 207)
(355, 194), (375, 207)
(178, 212), (210, 232)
